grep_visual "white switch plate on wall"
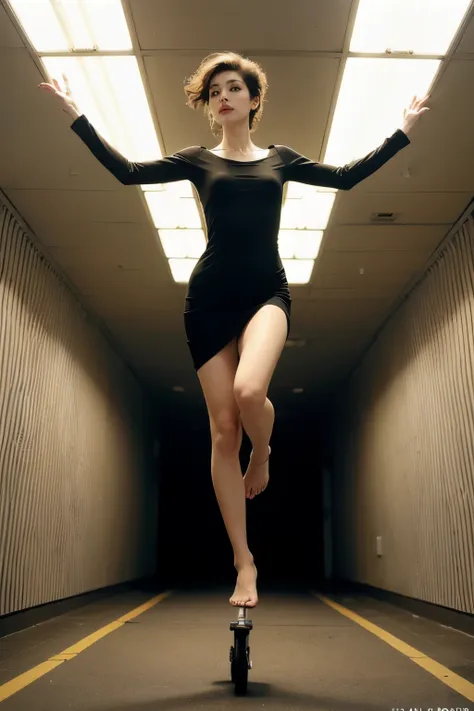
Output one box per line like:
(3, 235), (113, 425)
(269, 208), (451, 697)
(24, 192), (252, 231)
(376, 536), (383, 556)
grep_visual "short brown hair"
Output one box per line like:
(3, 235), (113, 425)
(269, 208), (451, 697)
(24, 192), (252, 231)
(184, 52), (268, 135)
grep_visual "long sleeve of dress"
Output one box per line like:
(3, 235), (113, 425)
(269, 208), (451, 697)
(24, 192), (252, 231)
(277, 128), (410, 190)
(70, 114), (200, 185)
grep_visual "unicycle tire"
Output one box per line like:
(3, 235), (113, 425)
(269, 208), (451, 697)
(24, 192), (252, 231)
(232, 633), (249, 695)
(229, 645), (236, 682)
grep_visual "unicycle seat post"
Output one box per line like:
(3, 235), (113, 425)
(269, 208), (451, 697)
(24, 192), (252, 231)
(230, 606), (253, 631)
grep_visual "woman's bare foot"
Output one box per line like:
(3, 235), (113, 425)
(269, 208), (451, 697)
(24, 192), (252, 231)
(230, 560), (258, 607)
(243, 446), (271, 499)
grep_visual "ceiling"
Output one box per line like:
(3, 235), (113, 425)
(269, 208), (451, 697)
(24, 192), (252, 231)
(1, 0), (473, 426)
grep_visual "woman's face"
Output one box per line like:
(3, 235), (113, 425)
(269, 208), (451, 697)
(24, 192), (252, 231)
(208, 70), (258, 129)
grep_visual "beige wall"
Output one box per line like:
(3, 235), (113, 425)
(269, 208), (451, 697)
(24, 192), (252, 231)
(0, 199), (158, 617)
(331, 208), (474, 615)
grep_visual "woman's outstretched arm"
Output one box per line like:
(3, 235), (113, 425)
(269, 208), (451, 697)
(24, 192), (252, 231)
(39, 74), (200, 185)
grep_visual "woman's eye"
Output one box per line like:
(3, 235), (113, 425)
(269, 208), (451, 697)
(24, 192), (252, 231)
(210, 86), (240, 97)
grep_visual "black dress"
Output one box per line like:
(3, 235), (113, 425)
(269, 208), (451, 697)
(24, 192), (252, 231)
(70, 115), (410, 370)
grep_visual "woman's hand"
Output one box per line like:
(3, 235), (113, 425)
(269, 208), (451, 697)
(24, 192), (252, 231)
(401, 94), (431, 135)
(38, 73), (80, 119)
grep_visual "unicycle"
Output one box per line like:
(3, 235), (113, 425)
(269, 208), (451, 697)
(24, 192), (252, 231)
(229, 606), (253, 695)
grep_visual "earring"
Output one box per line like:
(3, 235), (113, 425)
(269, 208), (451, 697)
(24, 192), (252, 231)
(209, 114), (220, 135)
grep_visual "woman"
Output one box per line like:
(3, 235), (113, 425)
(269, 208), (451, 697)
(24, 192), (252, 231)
(39, 51), (429, 608)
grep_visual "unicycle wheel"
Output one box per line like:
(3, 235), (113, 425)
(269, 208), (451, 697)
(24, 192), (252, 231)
(230, 633), (250, 695)
(229, 645), (236, 682)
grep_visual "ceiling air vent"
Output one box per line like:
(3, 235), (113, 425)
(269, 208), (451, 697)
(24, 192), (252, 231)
(370, 212), (398, 223)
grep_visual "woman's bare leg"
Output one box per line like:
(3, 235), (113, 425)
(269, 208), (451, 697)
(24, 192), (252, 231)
(197, 339), (258, 607)
(234, 305), (288, 499)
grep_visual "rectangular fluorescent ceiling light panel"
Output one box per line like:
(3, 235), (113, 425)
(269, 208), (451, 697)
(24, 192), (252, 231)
(42, 56), (159, 161)
(324, 58), (440, 166)
(168, 259), (199, 284)
(8, 0), (133, 51)
(280, 191), (336, 230)
(282, 260), (314, 284)
(159, 230), (206, 259)
(278, 231), (323, 260)
(144, 193), (201, 229)
(350, 0), (472, 55)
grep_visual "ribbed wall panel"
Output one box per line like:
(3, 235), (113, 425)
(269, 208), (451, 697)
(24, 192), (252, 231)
(332, 210), (474, 614)
(0, 201), (157, 616)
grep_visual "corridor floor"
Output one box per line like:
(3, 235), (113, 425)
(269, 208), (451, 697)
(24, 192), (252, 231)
(0, 585), (473, 710)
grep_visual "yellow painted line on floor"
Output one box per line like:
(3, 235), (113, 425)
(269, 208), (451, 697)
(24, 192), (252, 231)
(313, 591), (474, 703)
(0, 590), (172, 704)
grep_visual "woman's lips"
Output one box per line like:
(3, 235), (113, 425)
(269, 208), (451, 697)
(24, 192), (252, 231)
(219, 107), (233, 114)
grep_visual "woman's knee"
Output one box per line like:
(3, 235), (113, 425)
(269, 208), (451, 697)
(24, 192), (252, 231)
(211, 411), (242, 453)
(233, 378), (267, 409)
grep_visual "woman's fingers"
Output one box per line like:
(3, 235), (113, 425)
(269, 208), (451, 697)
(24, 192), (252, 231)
(38, 77), (68, 98)
(413, 94), (430, 108)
